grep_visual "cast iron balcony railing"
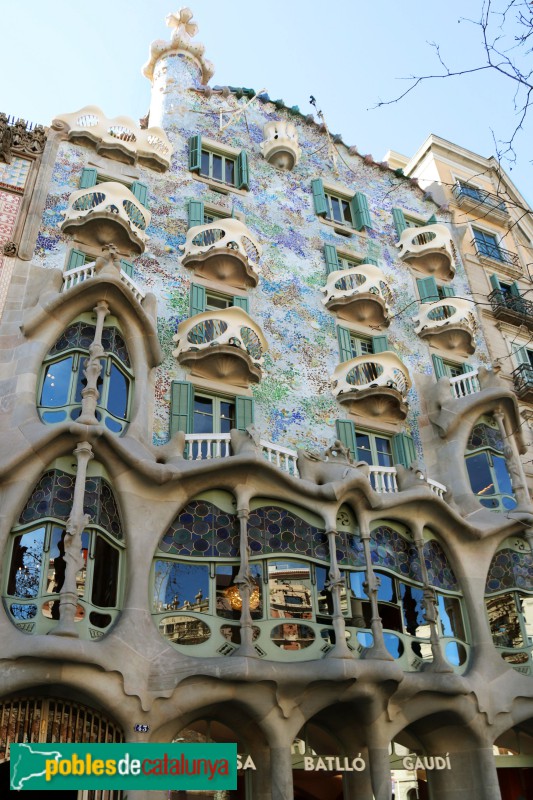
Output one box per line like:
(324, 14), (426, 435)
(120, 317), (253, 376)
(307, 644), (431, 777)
(452, 181), (508, 221)
(397, 224), (455, 281)
(331, 352), (411, 422)
(180, 218), (262, 289)
(322, 263), (393, 327)
(513, 363), (533, 402)
(414, 297), (477, 356)
(60, 182), (151, 255)
(173, 306), (268, 386)
(471, 238), (520, 269)
(488, 289), (533, 329)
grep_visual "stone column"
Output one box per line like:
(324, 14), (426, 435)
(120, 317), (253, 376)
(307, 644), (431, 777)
(425, 746), (501, 800)
(411, 521), (451, 673)
(78, 300), (109, 425)
(342, 753), (374, 799)
(234, 506), (257, 658)
(359, 521), (393, 661)
(367, 745), (393, 800)
(53, 441), (92, 637)
(493, 407), (529, 506)
(325, 528), (353, 658)
(270, 745), (294, 800)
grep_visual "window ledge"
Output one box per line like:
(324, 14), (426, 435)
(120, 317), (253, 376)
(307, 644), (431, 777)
(192, 172), (247, 196)
(319, 216), (359, 237)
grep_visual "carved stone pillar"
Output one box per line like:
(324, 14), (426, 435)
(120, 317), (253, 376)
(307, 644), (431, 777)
(270, 745), (294, 800)
(367, 745), (393, 800)
(53, 441), (93, 637)
(412, 522), (451, 672)
(234, 506), (257, 658)
(325, 529), (352, 658)
(360, 523), (393, 660)
(78, 300), (109, 425)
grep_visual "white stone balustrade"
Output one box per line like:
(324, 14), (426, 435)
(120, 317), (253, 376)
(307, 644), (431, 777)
(322, 263), (392, 326)
(260, 120), (301, 170)
(414, 297), (478, 356)
(53, 106), (172, 171)
(369, 466), (398, 493)
(397, 224), (455, 281)
(449, 370), (481, 398)
(60, 182), (151, 254)
(180, 218), (262, 288)
(62, 262), (146, 302)
(331, 352), (411, 422)
(173, 306), (268, 385)
(260, 439), (299, 476)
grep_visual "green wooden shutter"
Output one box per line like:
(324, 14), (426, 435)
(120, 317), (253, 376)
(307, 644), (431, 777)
(392, 208), (408, 237)
(440, 285), (456, 298)
(324, 244), (340, 274)
(188, 135), (202, 172)
(462, 363), (474, 373)
(79, 168), (97, 189)
(235, 396), (255, 431)
(236, 150), (249, 190)
(391, 433), (416, 468)
(66, 248), (87, 271)
(416, 277), (439, 303)
(120, 259), (134, 278)
(233, 295), (249, 312)
(426, 214), (437, 225)
(337, 326), (353, 362)
(372, 335), (389, 353)
(335, 420), (357, 461)
(489, 274), (502, 292)
(514, 346), (530, 366)
(131, 181), (149, 208)
(365, 257), (379, 266)
(190, 283), (206, 316)
(311, 179), (328, 217)
(188, 199), (204, 228)
(510, 282), (521, 297)
(432, 354), (447, 379)
(170, 381), (194, 436)
(351, 193), (372, 230)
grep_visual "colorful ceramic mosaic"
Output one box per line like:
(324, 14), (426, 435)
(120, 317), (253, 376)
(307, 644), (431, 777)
(49, 322), (130, 367)
(34, 51), (491, 458)
(423, 540), (459, 591)
(248, 506), (328, 560)
(467, 421), (504, 452)
(18, 469), (122, 539)
(370, 525), (422, 583)
(0, 157), (31, 191)
(159, 500), (240, 558)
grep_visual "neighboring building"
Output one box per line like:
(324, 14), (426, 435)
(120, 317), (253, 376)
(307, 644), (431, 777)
(0, 9), (532, 800)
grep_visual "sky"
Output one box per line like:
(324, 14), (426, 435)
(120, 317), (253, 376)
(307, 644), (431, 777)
(1, 0), (531, 200)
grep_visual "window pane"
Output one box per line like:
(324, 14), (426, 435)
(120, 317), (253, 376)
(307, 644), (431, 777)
(200, 150), (210, 177)
(438, 594), (465, 640)
(341, 199), (352, 226)
(330, 196), (342, 223)
(7, 528), (45, 598)
(193, 397), (214, 433)
(107, 364), (129, 420)
(400, 583), (426, 636)
(212, 154), (223, 182)
(376, 437), (393, 467)
(316, 565), (334, 616)
(356, 434), (372, 465)
(376, 571), (396, 603)
(225, 159), (235, 186)
(40, 357), (74, 407)
(486, 593), (524, 648)
(46, 526), (66, 596)
(268, 561), (313, 619)
(92, 535), (120, 607)
(219, 401), (235, 433)
(492, 455), (513, 496)
(466, 452), (495, 496)
(153, 561), (209, 613)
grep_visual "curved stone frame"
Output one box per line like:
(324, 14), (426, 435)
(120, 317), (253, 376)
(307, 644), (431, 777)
(464, 413), (517, 512)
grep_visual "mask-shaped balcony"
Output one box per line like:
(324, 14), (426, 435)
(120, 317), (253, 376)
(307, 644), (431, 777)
(180, 218), (262, 289)
(173, 306), (268, 387)
(397, 224), (455, 281)
(331, 352), (411, 422)
(60, 182), (151, 255)
(260, 120), (301, 170)
(322, 263), (392, 327)
(414, 298), (478, 357)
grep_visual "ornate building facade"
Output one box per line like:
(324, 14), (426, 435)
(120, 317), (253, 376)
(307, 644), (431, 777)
(0, 8), (532, 800)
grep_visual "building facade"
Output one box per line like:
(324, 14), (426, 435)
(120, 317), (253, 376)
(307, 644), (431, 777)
(0, 9), (532, 800)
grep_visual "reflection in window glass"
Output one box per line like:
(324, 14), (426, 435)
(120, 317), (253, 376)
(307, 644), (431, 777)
(486, 593), (524, 648)
(92, 535), (120, 607)
(107, 365), (129, 420)
(400, 584), (426, 637)
(152, 561), (209, 614)
(7, 528), (45, 598)
(271, 622), (315, 650)
(493, 456), (513, 496)
(466, 452), (494, 496)
(316, 566), (333, 617)
(268, 561), (313, 620)
(40, 357), (74, 406)
(216, 564), (262, 620)
(438, 594), (465, 640)
(159, 615), (211, 646)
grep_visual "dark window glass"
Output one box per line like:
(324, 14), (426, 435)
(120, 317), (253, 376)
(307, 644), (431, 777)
(341, 198), (353, 226)
(91, 535), (120, 607)
(193, 397), (214, 434)
(225, 159), (235, 186)
(219, 401), (235, 433)
(330, 196), (342, 223)
(40, 357), (74, 407)
(107, 364), (129, 420)
(466, 452), (495, 496)
(200, 150), (210, 177)
(492, 455), (514, 496)
(400, 583), (425, 636)
(212, 154), (223, 182)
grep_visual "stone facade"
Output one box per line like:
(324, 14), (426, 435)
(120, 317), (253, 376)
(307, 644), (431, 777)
(0, 9), (532, 800)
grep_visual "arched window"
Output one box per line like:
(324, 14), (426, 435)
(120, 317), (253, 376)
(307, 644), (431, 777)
(3, 464), (124, 638)
(344, 523), (468, 669)
(38, 316), (132, 434)
(465, 415), (516, 510)
(485, 537), (533, 674)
